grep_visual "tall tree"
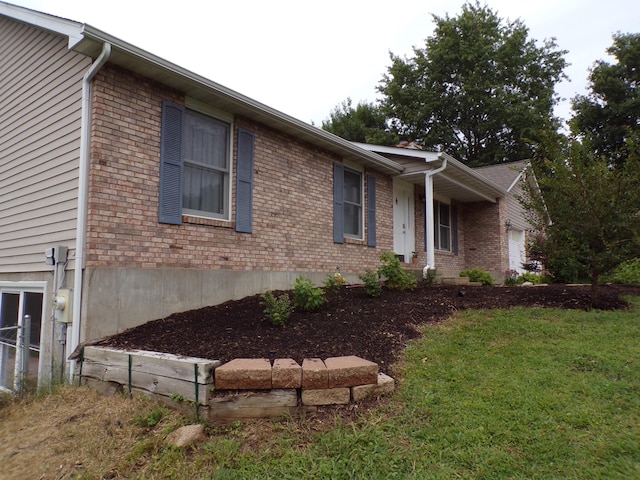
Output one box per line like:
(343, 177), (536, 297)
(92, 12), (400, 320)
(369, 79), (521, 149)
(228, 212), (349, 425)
(378, 2), (567, 166)
(522, 135), (640, 306)
(322, 98), (398, 145)
(570, 33), (640, 167)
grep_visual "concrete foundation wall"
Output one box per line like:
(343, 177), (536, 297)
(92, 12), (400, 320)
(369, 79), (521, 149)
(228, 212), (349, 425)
(81, 266), (358, 342)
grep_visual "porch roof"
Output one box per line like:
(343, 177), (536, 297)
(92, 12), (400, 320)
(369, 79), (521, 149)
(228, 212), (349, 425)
(351, 143), (507, 203)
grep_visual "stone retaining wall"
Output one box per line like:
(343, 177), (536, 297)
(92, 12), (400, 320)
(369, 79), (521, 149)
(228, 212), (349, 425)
(78, 347), (395, 423)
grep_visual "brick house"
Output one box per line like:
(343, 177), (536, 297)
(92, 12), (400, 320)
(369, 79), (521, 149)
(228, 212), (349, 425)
(0, 3), (533, 389)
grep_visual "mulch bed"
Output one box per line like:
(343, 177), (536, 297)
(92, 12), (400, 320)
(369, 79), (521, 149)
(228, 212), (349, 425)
(92, 284), (640, 375)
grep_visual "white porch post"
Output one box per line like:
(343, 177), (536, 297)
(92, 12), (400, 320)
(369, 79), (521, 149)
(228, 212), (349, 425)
(423, 156), (447, 272)
(425, 172), (436, 269)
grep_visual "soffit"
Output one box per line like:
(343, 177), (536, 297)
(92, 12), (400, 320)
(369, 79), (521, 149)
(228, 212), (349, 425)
(72, 27), (404, 175)
(355, 143), (507, 203)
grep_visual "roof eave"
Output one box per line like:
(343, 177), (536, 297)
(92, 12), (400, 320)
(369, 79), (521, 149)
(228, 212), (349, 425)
(0, 1), (84, 47)
(72, 26), (403, 175)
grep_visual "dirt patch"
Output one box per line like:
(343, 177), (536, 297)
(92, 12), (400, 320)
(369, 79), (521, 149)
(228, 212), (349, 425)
(93, 284), (639, 375)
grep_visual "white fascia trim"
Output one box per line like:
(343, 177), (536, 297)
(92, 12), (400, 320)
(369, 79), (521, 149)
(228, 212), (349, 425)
(0, 2), (84, 48)
(506, 161), (530, 193)
(352, 142), (442, 162)
(76, 26), (403, 176)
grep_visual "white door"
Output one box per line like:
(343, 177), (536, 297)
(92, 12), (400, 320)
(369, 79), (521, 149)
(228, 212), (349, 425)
(393, 179), (415, 262)
(508, 229), (526, 273)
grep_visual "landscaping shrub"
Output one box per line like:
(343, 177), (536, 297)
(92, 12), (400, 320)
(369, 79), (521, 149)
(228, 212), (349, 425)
(260, 290), (294, 327)
(377, 251), (417, 290)
(423, 267), (437, 286)
(323, 271), (347, 294)
(603, 258), (640, 285)
(358, 269), (382, 297)
(460, 268), (493, 285)
(520, 272), (546, 284)
(292, 276), (325, 311)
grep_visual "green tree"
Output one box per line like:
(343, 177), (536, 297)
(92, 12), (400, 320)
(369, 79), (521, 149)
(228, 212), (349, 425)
(378, 1), (567, 166)
(523, 136), (640, 305)
(570, 33), (640, 167)
(322, 98), (398, 145)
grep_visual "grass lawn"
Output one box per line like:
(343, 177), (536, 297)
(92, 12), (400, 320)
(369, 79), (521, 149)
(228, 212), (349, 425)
(2, 300), (639, 479)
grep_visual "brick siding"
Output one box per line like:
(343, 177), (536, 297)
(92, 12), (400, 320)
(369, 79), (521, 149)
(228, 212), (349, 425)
(85, 65), (393, 276)
(462, 199), (509, 278)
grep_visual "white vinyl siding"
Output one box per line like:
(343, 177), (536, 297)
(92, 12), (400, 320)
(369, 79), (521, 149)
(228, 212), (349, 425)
(0, 17), (90, 273)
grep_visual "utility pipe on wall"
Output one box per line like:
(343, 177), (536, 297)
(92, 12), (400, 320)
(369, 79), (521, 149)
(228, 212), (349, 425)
(423, 156), (447, 273)
(69, 42), (111, 381)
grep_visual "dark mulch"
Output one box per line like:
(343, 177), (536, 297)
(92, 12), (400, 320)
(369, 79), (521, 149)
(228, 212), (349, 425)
(93, 284), (640, 375)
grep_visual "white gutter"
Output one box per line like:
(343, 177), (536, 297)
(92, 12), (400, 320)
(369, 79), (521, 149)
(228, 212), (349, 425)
(68, 42), (111, 380)
(424, 156), (448, 272)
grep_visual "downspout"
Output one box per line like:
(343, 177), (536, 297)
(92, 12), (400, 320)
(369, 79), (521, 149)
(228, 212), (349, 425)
(424, 155), (447, 273)
(68, 42), (111, 380)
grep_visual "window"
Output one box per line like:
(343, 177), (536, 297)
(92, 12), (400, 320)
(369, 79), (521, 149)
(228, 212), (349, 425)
(159, 101), (255, 232)
(182, 110), (230, 219)
(343, 168), (363, 239)
(434, 200), (451, 251)
(333, 163), (376, 246)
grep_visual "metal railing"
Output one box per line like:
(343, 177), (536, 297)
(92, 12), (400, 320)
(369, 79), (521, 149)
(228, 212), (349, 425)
(0, 314), (31, 393)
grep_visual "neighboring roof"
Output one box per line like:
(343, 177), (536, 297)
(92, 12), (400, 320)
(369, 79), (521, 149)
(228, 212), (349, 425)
(474, 160), (529, 192)
(0, 1), (404, 176)
(353, 143), (507, 203)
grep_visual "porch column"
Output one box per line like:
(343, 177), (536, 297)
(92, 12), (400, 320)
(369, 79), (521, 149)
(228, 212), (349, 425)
(423, 157), (447, 272)
(425, 172), (436, 269)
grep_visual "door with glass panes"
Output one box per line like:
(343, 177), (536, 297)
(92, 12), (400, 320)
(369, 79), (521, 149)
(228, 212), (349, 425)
(0, 289), (43, 391)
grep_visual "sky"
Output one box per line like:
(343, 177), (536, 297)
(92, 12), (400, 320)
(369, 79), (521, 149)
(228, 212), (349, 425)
(9, 0), (640, 128)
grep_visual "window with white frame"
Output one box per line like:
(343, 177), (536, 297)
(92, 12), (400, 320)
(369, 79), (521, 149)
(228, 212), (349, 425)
(434, 200), (451, 251)
(182, 109), (230, 219)
(343, 167), (363, 239)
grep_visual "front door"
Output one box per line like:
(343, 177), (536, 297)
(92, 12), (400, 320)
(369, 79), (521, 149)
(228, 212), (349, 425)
(393, 179), (415, 262)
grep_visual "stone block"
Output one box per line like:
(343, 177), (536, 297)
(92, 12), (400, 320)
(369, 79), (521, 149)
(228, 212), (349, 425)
(215, 358), (272, 390)
(351, 373), (395, 402)
(302, 358), (327, 389)
(324, 355), (378, 388)
(272, 358), (302, 389)
(165, 424), (206, 447)
(301, 387), (350, 406)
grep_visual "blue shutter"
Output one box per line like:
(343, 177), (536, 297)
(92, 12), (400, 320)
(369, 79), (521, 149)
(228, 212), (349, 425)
(158, 101), (184, 225)
(452, 205), (459, 255)
(235, 128), (255, 233)
(367, 174), (376, 247)
(333, 163), (344, 244)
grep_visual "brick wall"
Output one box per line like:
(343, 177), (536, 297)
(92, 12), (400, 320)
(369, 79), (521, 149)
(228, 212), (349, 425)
(85, 65), (393, 277)
(462, 199), (509, 278)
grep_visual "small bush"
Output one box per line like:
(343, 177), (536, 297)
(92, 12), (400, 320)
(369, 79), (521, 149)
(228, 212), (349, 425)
(260, 290), (294, 327)
(423, 267), (437, 286)
(520, 272), (546, 284)
(292, 276), (325, 312)
(323, 271), (347, 293)
(460, 268), (494, 286)
(377, 252), (417, 290)
(358, 269), (382, 297)
(603, 258), (640, 285)
(503, 269), (520, 286)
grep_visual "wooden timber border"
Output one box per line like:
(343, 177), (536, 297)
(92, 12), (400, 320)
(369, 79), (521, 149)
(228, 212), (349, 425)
(77, 347), (395, 423)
